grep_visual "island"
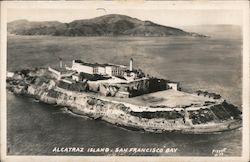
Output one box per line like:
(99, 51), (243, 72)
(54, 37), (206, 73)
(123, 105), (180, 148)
(6, 58), (242, 134)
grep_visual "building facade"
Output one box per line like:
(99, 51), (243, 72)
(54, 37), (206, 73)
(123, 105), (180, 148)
(71, 60), (127, 77)
(72, 60), (95, 74)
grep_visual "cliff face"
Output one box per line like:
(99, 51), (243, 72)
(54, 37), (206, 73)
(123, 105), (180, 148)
(7, 69), (242, 134)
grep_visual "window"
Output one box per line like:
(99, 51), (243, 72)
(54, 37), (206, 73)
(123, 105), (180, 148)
(93, 67), (98, 74)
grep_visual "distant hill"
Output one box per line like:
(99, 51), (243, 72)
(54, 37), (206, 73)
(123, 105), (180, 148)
(8, 14), (205, 37)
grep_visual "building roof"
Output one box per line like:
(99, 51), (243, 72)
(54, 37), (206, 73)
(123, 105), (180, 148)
(167, 81), (180, 84)
(74, 60), (127, 68)
(74, 60), (110, 67)
(49, 66), (74, 74)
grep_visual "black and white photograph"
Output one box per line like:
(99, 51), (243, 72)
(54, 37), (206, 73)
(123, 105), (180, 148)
(1, 1), (249, 162)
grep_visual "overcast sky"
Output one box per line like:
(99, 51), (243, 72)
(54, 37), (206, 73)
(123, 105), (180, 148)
(7, 8), (242, 27)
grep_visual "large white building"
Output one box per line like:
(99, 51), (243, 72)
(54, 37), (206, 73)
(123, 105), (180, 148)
(71, 60), (130, 76)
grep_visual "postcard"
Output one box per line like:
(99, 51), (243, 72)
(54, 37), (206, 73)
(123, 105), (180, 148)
(1, 1), (249, 162)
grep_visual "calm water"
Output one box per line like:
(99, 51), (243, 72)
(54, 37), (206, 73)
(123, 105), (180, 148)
(7, 31), (242, 156)
(7, 93), (242, 156)
(7, 35), (242, 106)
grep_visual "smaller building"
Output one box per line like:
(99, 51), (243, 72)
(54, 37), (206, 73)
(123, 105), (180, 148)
(167, 82), (180, 91)
(48, 67), (75, 80)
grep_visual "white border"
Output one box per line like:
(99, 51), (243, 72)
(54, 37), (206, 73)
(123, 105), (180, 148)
(1, 1), (249, 162)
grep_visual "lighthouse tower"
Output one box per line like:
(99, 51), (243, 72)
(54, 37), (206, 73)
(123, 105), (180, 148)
(129, 58), (133, 71)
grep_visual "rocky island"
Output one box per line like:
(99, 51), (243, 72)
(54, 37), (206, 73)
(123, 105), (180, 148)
(6, 57), (242, 134)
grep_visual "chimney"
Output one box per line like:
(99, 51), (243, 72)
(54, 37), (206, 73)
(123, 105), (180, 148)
(59, 57), (62, 68)
(129, 58), (133, 71)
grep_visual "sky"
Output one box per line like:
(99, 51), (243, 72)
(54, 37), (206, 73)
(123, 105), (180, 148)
(7, 8), (242, 27)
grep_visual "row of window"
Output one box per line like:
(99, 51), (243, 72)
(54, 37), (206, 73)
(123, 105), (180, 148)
(112, 69), (124, 76)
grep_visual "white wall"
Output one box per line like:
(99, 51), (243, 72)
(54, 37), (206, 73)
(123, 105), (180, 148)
(167, 83), (179, 91)
(72, 62), (94, 74)
(97, 66), (106, 75)
(105, 66), (112, 76)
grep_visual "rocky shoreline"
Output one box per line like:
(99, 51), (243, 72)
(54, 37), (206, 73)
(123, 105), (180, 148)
(7, 68), (242, 134)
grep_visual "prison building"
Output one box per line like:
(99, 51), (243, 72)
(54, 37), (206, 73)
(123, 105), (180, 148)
(71, 60), (127, 76)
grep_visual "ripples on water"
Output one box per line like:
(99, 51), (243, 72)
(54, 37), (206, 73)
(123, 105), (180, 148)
(7, 93), (242, 156)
